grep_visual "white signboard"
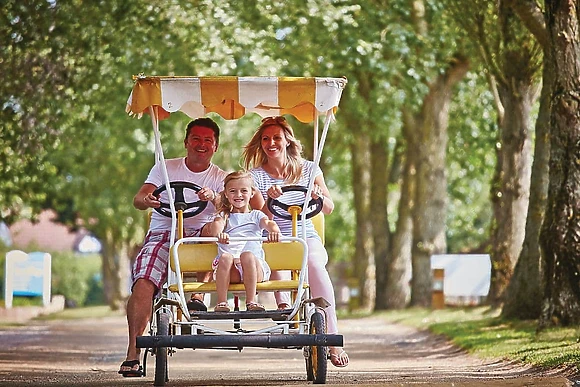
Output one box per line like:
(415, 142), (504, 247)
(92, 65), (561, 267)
(4, 250), (51, 309)
(430, 254), (491, 302)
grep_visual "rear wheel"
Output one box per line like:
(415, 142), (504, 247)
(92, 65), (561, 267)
(306, 311), (328, 384)
(154, 311), (170, 386)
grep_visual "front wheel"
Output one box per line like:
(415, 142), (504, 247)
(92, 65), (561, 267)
(154, 311), (170, 386)
(306, 311), (328, 384)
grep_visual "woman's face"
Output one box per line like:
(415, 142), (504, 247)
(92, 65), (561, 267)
(260, 125), (288, 160)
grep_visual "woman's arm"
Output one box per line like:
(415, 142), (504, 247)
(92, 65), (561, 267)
(314, 175), (334, 215)
(251, 187), (276, 219)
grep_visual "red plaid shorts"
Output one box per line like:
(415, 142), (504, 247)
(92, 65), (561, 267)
(132, 229), (201, 290)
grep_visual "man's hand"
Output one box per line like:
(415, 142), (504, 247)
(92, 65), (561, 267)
(198, 187), (216, 202)
(143, 192), (160, 208)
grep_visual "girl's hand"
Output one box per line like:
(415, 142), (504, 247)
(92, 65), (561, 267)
(217, 232), (230, 244)
(267, 185), (283, 199)
(266, 231), (280, 243)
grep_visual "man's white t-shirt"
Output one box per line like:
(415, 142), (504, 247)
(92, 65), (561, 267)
(145, 157), (227, 231)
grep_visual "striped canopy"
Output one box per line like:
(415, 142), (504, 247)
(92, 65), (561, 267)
(126, 76), (347, 123)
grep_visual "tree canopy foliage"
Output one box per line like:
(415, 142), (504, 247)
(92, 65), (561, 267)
(5, 0), (572, 317)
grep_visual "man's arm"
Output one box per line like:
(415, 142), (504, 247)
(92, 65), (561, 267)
(133, 183), (159, 210)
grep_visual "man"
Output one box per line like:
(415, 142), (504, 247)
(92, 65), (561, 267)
(118, 117), (227, 377)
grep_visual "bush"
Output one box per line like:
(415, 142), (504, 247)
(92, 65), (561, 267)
(51, 252), (102, 307)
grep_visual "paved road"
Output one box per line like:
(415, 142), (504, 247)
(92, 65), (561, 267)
(0, 312), (574, 386)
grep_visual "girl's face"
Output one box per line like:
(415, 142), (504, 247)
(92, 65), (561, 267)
(225, 178), (254, 213)
(260, 125), (288, 159)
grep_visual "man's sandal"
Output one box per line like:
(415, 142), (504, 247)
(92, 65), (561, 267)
(214, 302), (230, 312)
(246, 302), (266, 311)
(187, 295), (207, 312)
(277, 302), (291, 311)
(118, 360), (143, 377)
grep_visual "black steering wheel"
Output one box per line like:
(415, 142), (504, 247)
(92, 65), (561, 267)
(152, 181), (208, 219)
(266, 185), (324, 221)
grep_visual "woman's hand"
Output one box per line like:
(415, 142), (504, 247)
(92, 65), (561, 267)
(311, 184), (324, 200)
(267, 185), (283, 199)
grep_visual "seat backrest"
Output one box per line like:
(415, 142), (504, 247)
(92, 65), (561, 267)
(167, 212), (323, 273)
(171, 241), (305, 273)
(170, 243), (217, 272)
(263, 241), (304, 270)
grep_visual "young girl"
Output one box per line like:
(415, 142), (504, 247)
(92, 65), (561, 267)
(209, 171), (281, 312)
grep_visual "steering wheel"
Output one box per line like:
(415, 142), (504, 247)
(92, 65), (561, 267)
(266, 185), (324, 220)
(152, 181), (208, 219)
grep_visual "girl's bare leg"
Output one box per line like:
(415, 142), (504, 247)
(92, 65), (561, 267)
(240, 252), (262, 304)
(215, 253), (234, 304)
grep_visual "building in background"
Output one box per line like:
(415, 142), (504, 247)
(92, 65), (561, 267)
(9, 210), (101, 254)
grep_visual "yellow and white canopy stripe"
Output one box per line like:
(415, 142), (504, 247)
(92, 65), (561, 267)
(126, 76), (347, 123)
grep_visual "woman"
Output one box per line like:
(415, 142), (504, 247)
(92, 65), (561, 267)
(242, 116), (349, 368)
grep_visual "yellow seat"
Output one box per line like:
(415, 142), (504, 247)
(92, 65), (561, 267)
(167, 240), (306, 294)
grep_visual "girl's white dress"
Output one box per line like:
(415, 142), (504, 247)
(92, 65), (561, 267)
(212, 210), (271, 281)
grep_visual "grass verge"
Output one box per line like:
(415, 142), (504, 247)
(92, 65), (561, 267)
(366, 306), (580, 371)
(34, 305), (124, 321)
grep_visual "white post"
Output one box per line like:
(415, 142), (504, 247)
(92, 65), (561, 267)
(42, 253), (52, 307)
(4, 250), (28, 309)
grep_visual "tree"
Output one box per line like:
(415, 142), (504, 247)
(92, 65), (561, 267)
(539, 0), (580, 327)
(503, 0), (550, 320)
(444, 0), (542, 307)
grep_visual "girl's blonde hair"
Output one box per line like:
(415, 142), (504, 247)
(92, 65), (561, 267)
(215, 170), (255, 216)
(242, 116), (304, 184)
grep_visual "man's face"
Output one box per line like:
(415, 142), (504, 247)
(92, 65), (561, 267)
(184, 126), (218, 164)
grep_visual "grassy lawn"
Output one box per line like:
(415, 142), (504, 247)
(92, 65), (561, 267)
(364, 306), (580, 370)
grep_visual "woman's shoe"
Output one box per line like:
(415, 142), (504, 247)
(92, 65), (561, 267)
(329, 347), (349, 368)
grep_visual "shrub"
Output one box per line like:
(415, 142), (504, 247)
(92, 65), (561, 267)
(51, 252), (102, 307)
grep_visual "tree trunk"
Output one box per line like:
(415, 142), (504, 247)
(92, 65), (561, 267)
(372, 138), (391, 310)
(487, 81), (535, 306)
(100, 229), (130, 311)
(411, 55), (470, 306)
(386, 111), (415, 308)
(347, 120), (374, 311)
(502, 48), (552, 320)
(539, 0), (580, 327)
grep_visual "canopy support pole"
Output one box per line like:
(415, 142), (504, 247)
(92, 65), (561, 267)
(301, 110), (334, 240)
(149, 106), (178, 292)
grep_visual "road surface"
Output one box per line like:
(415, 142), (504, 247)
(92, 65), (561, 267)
(0, 312), (575, 386)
